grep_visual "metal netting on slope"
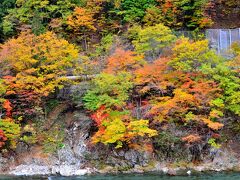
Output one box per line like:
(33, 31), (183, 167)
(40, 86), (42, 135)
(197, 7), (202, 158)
(206, 28), (240, 56)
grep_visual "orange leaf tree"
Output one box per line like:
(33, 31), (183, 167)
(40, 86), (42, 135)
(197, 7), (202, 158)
(0, 129), (7, 149)
(134, 38), (224, 132)
(104, 48), (146, 74)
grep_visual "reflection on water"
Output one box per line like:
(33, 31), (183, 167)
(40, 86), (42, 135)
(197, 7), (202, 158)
(0, 175), (47, 180)
(1, 172), (240, 180)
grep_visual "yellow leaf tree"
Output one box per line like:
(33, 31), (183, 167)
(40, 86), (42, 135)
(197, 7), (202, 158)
(67, 7), (96, 49)
(0, 31), (78, 118)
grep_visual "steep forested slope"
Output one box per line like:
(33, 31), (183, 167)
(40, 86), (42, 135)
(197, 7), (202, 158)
(0, 0), (239, 175)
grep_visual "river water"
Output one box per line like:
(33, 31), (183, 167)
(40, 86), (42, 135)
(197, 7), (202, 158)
(1, 172), (240, 180)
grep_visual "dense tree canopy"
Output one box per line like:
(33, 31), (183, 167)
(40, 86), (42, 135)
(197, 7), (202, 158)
(0, 31), (78, 97)
(116, 0), (157, 23)
(0, 0), (220, 43)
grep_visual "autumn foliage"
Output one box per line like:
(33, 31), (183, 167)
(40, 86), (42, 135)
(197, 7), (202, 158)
(0, 31), (78, 119)
(0, 129), (7, 148)
(67, 7), (96, 32)
(83, 34), (237, 150)
(3, 100), (12, 117)
(0, 0), (239, 164)
(104, 48), (145, 74)
(91, 106), (109, 127)
(0, 31), (79, 150)
(90, 108), (157, 148)
(0, 31), (78, 98)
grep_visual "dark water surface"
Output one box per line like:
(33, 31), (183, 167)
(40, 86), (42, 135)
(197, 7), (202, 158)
(1, 172), (240, 180)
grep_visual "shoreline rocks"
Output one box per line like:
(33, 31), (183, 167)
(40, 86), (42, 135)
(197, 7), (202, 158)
(9, 164), (91, 176)
(3, 160), (240, 177)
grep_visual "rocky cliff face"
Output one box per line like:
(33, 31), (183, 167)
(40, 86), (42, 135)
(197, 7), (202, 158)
(1, 106), (240, 176)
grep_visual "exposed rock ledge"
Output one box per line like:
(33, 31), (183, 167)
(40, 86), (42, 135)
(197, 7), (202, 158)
(1, 144), (240, 176)
(9, 165), (91, 176)
(4, 159), (240, 177)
